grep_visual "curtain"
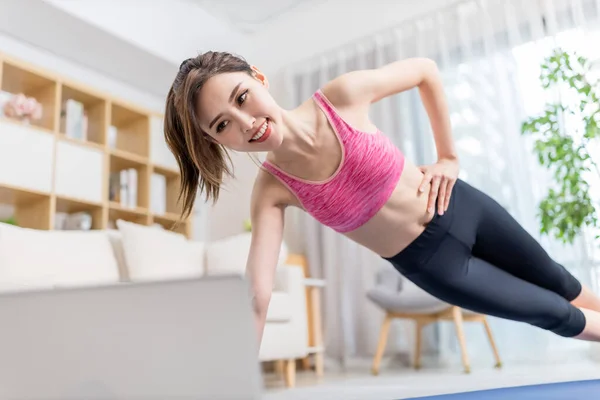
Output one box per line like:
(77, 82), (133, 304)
(281, 0), (600, 368)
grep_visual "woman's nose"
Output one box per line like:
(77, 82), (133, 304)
(241, 116), (256, 133)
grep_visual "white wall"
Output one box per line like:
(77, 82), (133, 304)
(43, 0), (248, 65)
(0, 33), (165, 113)
(249, 0), (460, 77)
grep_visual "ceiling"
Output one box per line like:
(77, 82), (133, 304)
(189, 0), (324, 33)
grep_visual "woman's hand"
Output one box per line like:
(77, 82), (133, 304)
(418, 158), (459, 215)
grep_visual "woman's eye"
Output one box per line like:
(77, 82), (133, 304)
(237, 90), (248, 105)
(216, 121), (227, 132)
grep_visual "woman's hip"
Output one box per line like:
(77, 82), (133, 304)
(382, 178), (480, 273)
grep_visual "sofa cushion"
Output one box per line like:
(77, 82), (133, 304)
(0, 222), (120, 288)
(115, 220), (205, 282)
(204, 232), (289, 276)
(265, 292), (292, 322)
(106, 229), (129, 280)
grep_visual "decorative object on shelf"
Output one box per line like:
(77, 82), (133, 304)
(55, 212), (93, 231)
(3, 93), (43, 124)
(0, 216), (17, 226)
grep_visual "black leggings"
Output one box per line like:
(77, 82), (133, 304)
(384, 179), (586, 337)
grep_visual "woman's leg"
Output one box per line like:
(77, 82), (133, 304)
(388, 179), (600, 340)
(457, 180), (600, 340)
(572, 285), (600, 313)
(575, 308), (600, 341)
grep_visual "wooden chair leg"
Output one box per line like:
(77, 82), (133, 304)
(284, 359), (296, 388)
(300, 356), (311, 370)
(274, 360), (285, 377)
(452, 307), (471, 374)
(482, 317), (502, 368)
(414, 319), (424, 370)
(371, 313), (392, 376)
(314, 352), (324, 378)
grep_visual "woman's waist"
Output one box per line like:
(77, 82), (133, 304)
(343, 175), (439, 257)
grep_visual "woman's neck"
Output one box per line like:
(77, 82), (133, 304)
(269, 106), (318, 165)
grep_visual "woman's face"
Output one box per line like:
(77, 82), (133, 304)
(196, 67), (284, 152)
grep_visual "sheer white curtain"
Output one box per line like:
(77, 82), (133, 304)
(281, 0), (600, 368)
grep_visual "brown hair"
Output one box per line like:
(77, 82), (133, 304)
(164, 51), (254, 221)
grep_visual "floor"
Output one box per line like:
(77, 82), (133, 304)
(262, 359), (600, 399)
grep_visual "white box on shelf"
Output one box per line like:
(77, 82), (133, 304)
(0, 120), (54, 193)
(151, 173), (167, 215)
(54, 141), (103, 203)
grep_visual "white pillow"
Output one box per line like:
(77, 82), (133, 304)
(0, 223), (120, 288)
(115, 220), (204, 282)
(204, 232), (289, 276)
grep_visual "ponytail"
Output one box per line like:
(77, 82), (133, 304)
(164, 51), (253, 221)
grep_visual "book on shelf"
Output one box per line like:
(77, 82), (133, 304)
(109, 168), (138, 208)
(60, 99), (88, 140)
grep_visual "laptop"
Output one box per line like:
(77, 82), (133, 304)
(0, 275), (264, 400)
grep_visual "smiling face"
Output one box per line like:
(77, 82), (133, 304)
(196, 67), (284, 152)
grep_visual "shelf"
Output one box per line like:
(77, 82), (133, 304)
(0, 52), (194, 238)
(110, 102), (149, 157)
(58, 134), (105, 151)
(0, 116), (54, 136)
(109, 152), (150, 209)
(152, 164), (180, 178)
(152, 212), (180, 223)
(110, 149), (148, 170)
(0, 183), (49, 205)
(151, 214), (189, 236)
(109, 202), (149, 225)
(0, 183), (51, 230)
(60, 83), (107, 146)
(150, 167), (183, 216)
(55, 195), (104, 230)
(0, 61), (58, 132)
(56, 195), (103, 212)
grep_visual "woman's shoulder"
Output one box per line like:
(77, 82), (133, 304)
(251, 166), (302, 209)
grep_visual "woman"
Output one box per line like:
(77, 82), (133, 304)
(165, 51), (600, 346)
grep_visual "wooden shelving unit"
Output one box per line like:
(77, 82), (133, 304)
(0, 53), (192, 237)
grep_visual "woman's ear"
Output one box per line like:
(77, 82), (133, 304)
(250, 65), (269, 89)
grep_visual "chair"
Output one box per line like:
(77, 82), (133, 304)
(367, 265), (502, 375)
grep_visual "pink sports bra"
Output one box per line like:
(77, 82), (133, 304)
(261, 89), (405, 233)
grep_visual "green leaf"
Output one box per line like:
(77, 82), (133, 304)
(522, 47), (600, 248)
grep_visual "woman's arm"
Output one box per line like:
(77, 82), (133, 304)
(325, 57), (460, 213)
(325, 57), (458, 161)
(245, 173), (288, 346)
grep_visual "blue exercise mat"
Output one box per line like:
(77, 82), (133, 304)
(403, 379), (600, 399)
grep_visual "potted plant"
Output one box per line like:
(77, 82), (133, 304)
(521, 47), (600, 247)
(0, 216), (17, 226)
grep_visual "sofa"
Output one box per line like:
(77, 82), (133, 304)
(0, 220), (309, 381)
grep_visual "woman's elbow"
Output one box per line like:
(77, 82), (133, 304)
(252, 288), (272, 317)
